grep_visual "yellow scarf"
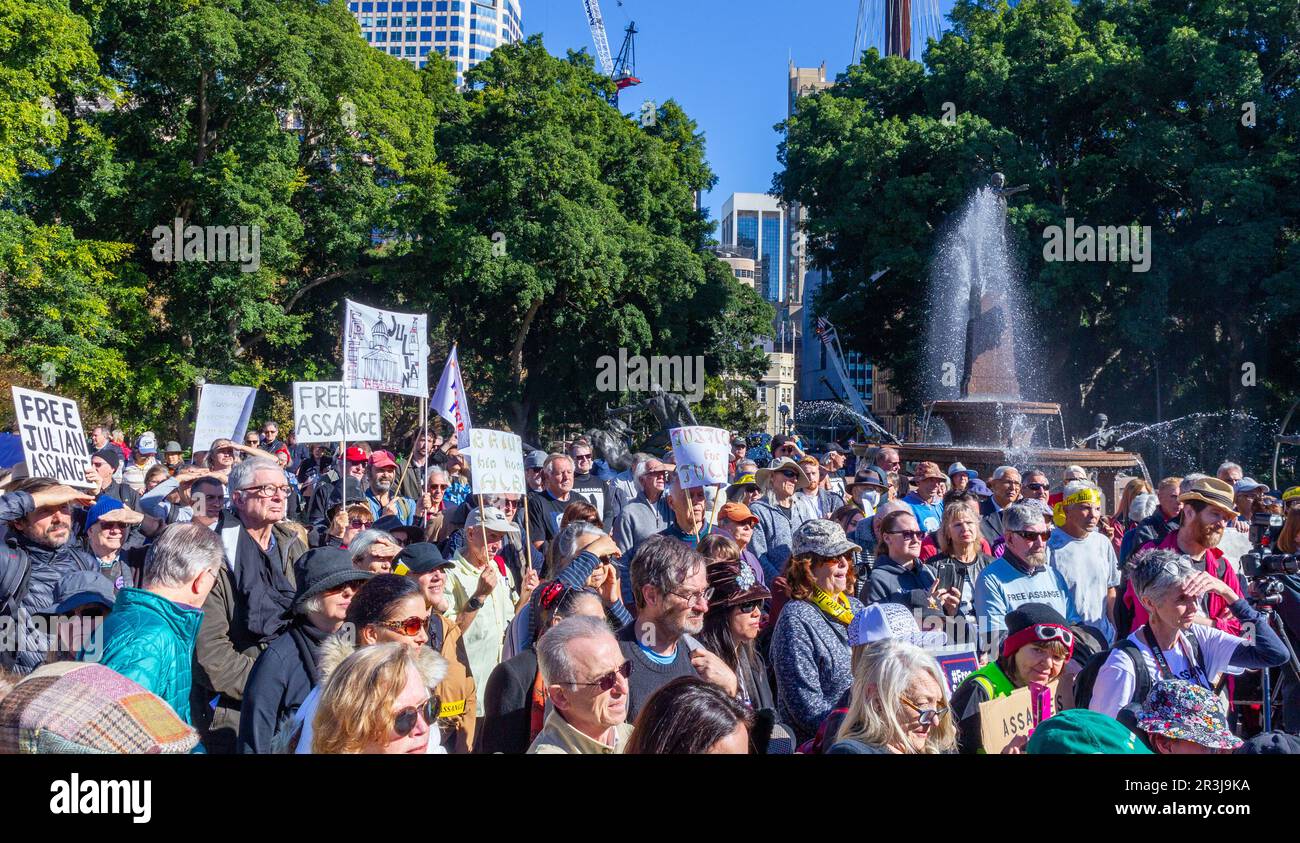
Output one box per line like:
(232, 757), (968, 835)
(809, 586), (854, 625)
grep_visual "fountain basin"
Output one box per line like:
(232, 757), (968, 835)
(928, 400), (1063, 448)
(896, 444), (1149, 499)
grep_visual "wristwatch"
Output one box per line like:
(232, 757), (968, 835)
(465, 595), (486, 612)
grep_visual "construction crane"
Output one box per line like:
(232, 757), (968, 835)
(813, 314), (900, 443)
(581, 1), (641, 105)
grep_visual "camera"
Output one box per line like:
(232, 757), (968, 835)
(1241, 512), (1299, 578)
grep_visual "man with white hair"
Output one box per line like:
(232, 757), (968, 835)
(95, 523), (226, 725)
(1216, 461), (1243, 486)
(525, 454), (580, 550)
(973, 502), (1079, 635)
(1047, 481), (1121, 642)
(529, 615), (635, 754)
(192, 456), (306, 753)
(611, 456), (671, 564)
(978, 466), (1022, 543)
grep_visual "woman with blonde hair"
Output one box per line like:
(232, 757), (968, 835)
(828, 638), (956, 754)
(925, 502), (993, 627)
(312, 642), (447, 754)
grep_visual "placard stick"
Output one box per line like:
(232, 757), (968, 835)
(522, 491), (534, 573)
(477, 493), (489, 571)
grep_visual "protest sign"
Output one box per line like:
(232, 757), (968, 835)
(11, 387), (94, 489)
(466, 428), (524, 495)
(192, 384), (257, 454)
(292, 382), (382, 443)
(978, 679), (1062, 754)
(668, 426), (730, 488)
(342, 300), (428, 397)
(933, 648), (981, 695)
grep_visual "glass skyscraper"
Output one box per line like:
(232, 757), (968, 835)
(719, 193), (786, 304)
(348, 0), (522, 82)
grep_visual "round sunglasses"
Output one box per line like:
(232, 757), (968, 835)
(394, 697), (440, 737)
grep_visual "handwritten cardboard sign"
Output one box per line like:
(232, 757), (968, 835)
(11, 386), (94, 489)
(292, 382), (382, 443)
(466, 428), (524, 495)
(668, 425), (730, 489)
(342, 299), (428, 397)
(978, 679), (1062, 754)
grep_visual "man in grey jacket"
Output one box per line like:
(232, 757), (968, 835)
(611, 457), (672, 605)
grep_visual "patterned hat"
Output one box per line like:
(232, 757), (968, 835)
(791, 518), (861, 559)
(705, 557), (770, 612)
(847, 603), (946, 649)
(0, 662), (198, 754)
(1136, 679), (1242, 750)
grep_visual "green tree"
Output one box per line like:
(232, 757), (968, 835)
(778, 0), (1299, 454)
(420, 38), (770, 441)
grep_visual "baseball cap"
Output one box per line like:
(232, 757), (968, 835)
(344, 446), (368, 463)
(34, 570), (116, 616)
(136, 432), (158, 455)
(718, 502), (758, 526)
(465, 505), (520, 535)
(524, 451), (547, 470)
(369, 450), (397, 469)
(1233, 477), (1269, 495)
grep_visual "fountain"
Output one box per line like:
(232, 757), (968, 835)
(894, 174), (1148, 491)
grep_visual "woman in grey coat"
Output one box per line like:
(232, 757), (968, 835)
(770, 519), (866, 742)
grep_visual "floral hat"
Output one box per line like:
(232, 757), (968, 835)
(1136, 680), (1242, 750)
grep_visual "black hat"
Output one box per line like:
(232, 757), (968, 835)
(373, 515), (425, 544)
(326, 477), (367, 517)
(394, 542), (451, 575)
(92, 447), (121, 471)
(1005, 603), (1070, 635)
(1235, 731), (1300, 755)
(292, 547), (372, 612)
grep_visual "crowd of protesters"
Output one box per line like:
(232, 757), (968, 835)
(1, 422), (1297, 756)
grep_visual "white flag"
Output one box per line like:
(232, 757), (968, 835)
(431, 345), (473, 449)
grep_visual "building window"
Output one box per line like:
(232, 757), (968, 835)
(360, 15), (372, 25)
(376, 1), (387, 10)
(364, 31), (372, 41)
(435, 30), (446, 40)
(420, 15), (432, 25)
(420, 30), (431, 40)
(406, 1), (418, 9)
(375, 30), (387, 41)
(436, 0), (446, 8)
(405, 45), (416, 55)
(421, 1), (433, 8)
(348, 2), (358, 9)
(419, 45), (430, 55)
(361, 1), (373, 9)
(375, 16), (387, 26)
(449, 15), (462, 26)
(435, 14), (445, 24)
(449, 44), (460, 55)
(405, 15), (416, 25)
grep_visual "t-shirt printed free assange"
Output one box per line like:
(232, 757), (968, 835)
(1086, 623), (1244, 718)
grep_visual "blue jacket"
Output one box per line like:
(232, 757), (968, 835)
(92, 588), (204, 724)
(749, 498), (818, 581)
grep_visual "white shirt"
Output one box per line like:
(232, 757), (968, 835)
(1087, 623), (1244, 718)
(1048, 528), (1120, 642)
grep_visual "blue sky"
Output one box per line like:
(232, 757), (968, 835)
(522, 0), (956, 234)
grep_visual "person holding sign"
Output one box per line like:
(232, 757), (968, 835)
(827, 638), (956, 754)
(948, 603), (1074, 754)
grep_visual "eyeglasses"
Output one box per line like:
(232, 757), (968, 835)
(574, 453), (593, 461)
(498, 499), (519, 509)
(242, 484), (291, 498)
(887, 530), (925, 541)
(900, 695), (949, 727)
(1024, 483), (1048, 491)
(1012, 529), (1051, 542)
(96, 522), (127, 532)
(668, 586), (715, 606)
(428, 484), (449, 491)
(734, 599), (763, 614)
(377, 616), (426, 637)
(349, 518), (374, 529)
(568, 660), (632, 692)
(394, 697), (439, 737)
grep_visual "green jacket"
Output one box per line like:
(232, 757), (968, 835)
(93, 588), (204, 724)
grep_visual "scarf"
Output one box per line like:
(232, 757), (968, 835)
(809, 586), (853, 625)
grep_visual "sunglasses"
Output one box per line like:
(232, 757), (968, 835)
(394, 697), (439, 737)
(1029, 624), (1075, 647)
(349, 519), (374, 529)
(778, 470), (799, 479)
(428, 484), (449, 491)
(887, 529), (925, 541)
(900, 695), (949, 727)
(1012, 529), (1052, 542)
(377, 616), (425, 637)
(734, 599), (763, 614)
(569, 660), (632, 692)
(574, 453), (593, 461)
(1024, 483), (1048, 491)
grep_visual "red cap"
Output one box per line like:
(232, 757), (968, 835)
(369, 450), (396, 469)
(344, 446), (368, 463)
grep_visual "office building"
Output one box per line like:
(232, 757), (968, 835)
(719, 193), (786, 304)
(348, 0), (522, 81)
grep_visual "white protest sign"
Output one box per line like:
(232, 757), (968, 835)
(292, 382), (382, 443)
(11, 386), (94, 489)
(342, 299), (428, 397)
(192, 384), (257, 453)
(668, 426), (731, 488)
(466, 428), (525, 495)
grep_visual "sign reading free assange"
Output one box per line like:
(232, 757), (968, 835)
(11, 386), (95, 489)
(292, 382), (382, 443)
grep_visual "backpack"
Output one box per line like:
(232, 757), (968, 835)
(0, 546), (32, 623)
(1071, 627), (1205, 713)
